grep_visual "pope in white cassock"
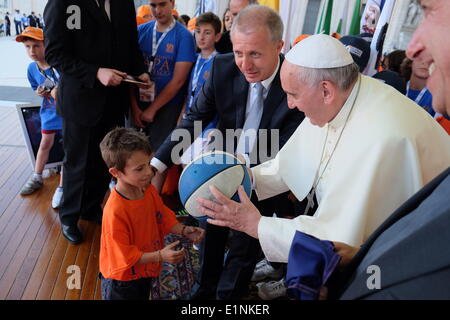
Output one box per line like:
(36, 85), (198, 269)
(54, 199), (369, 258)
(197, 34), (450, 263)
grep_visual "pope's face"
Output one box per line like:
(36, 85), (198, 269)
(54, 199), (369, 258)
(281, 61), (327, 127)
(232, 27), (283, 83)
(407, 0), (450, 116)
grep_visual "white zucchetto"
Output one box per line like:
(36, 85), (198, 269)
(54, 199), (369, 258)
(286, 34), (354, 69)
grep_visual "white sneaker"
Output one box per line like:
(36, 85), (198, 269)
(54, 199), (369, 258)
(255, 258), (268, 270)
(20, 175), (43, 195)
(251, 261), (284, 282)
(256, 279), (287, 300)
(52, 187), (63, 209)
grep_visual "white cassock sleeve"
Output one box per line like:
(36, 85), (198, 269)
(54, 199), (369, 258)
(252, 155), (290, 200)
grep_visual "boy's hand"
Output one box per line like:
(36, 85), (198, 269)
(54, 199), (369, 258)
(140, 106), (157, 123)
(160, 241), (185, 264)
(50, 87), (58, 100)
(36, 86), (49, 98)
(130, 106), (145, 128)
(183, 226), (205, 244)
(137, 73), (152, 89)
(97, 68), (126, 87)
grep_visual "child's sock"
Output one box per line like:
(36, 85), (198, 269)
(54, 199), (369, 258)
(33, 173), (43, 182)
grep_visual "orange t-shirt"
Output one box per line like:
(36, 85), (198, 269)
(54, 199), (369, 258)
(436, 116), (450, 135)
(100, 185), (179, 281)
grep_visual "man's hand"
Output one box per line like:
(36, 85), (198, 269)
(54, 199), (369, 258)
(160, 241), (185, 264)
(197, 185), (261, 239)
(333, 242), (359, 267)
(182, 226), (205, 244)
(97, 68), (126, 87)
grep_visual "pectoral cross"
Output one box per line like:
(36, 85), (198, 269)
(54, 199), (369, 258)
(303, 188), (316, 216)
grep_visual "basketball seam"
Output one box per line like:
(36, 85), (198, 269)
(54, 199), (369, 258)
(180, 164), (241, 204)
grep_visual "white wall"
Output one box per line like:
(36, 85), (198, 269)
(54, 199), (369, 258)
(7, 0), (46, 14)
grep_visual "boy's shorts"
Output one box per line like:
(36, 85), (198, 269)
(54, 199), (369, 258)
(100, 273), (158, 300)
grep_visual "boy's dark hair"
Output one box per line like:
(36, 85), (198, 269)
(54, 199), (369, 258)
(180, 14), (190, 26)
(100, 127), (152, 172)
(196, 12), (222, 35)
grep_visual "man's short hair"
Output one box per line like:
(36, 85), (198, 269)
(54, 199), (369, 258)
(231, 4), (283, 43)
(100, 127), (152, 172)
(196, 12), (222, 34)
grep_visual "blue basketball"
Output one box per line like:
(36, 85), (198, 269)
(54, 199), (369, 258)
(179, 151), (252, 220)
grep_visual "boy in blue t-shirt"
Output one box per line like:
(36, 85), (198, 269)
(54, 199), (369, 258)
(16, 27), (64, 209)
(131, 0), (196, 191)
(406, 56), (435, 117)
(179, 12), (222, 165)
(132, 0), (195, 146)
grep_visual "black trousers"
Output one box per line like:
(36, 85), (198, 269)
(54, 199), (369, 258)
(193, 224), (261, 300)
(59, 109), (123, 226)
(101, 274), (155, 300)
(192, 192), (295, 300)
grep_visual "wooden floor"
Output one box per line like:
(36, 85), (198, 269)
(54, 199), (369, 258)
(0, 106), (102, 300)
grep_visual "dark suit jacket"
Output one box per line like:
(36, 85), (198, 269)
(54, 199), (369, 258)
(332, 167), (450, 300)
(44, 0), (146, 127)
(155, 53), (304, 168)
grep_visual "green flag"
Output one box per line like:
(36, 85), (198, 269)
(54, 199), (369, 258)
(316, 0), (334, 35)
(348, 0), (362, 35)
(336, 0), (349, 35)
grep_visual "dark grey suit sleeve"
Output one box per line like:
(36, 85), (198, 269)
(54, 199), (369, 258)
(44, 0), (98, 88)
(154, 57), (219, 167)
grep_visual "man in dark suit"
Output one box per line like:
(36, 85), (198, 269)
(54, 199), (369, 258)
(151, 5), (304, 299)
(330, 0), (450, 299)
(44, 0), (148, 244)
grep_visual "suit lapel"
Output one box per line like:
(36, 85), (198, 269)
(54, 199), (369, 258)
(234, 73), (249, 129)
(84, 0), (110, 25)
(340, 167), (450, 299)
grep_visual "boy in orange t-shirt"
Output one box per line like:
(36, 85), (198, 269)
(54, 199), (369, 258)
(99, 128), (204, 300)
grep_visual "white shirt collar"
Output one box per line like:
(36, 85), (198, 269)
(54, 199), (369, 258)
(256, 56), (281, 93)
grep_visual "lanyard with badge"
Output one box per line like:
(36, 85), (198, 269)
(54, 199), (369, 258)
(187, 51), (218, 110)
(140, 19), (176, 103)
(37, 65), (59, 95)
(406, 81), (428, 105)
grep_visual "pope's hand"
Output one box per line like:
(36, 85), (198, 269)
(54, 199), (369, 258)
(197, 185), (261, 239)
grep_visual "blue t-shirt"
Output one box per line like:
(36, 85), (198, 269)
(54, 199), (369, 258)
(186, 53), (218, 134)
(137, 20), (196, 106)
(407, 88), (435, 117)
(21, 16), (28, 26)
(27, 62), (62, 131)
